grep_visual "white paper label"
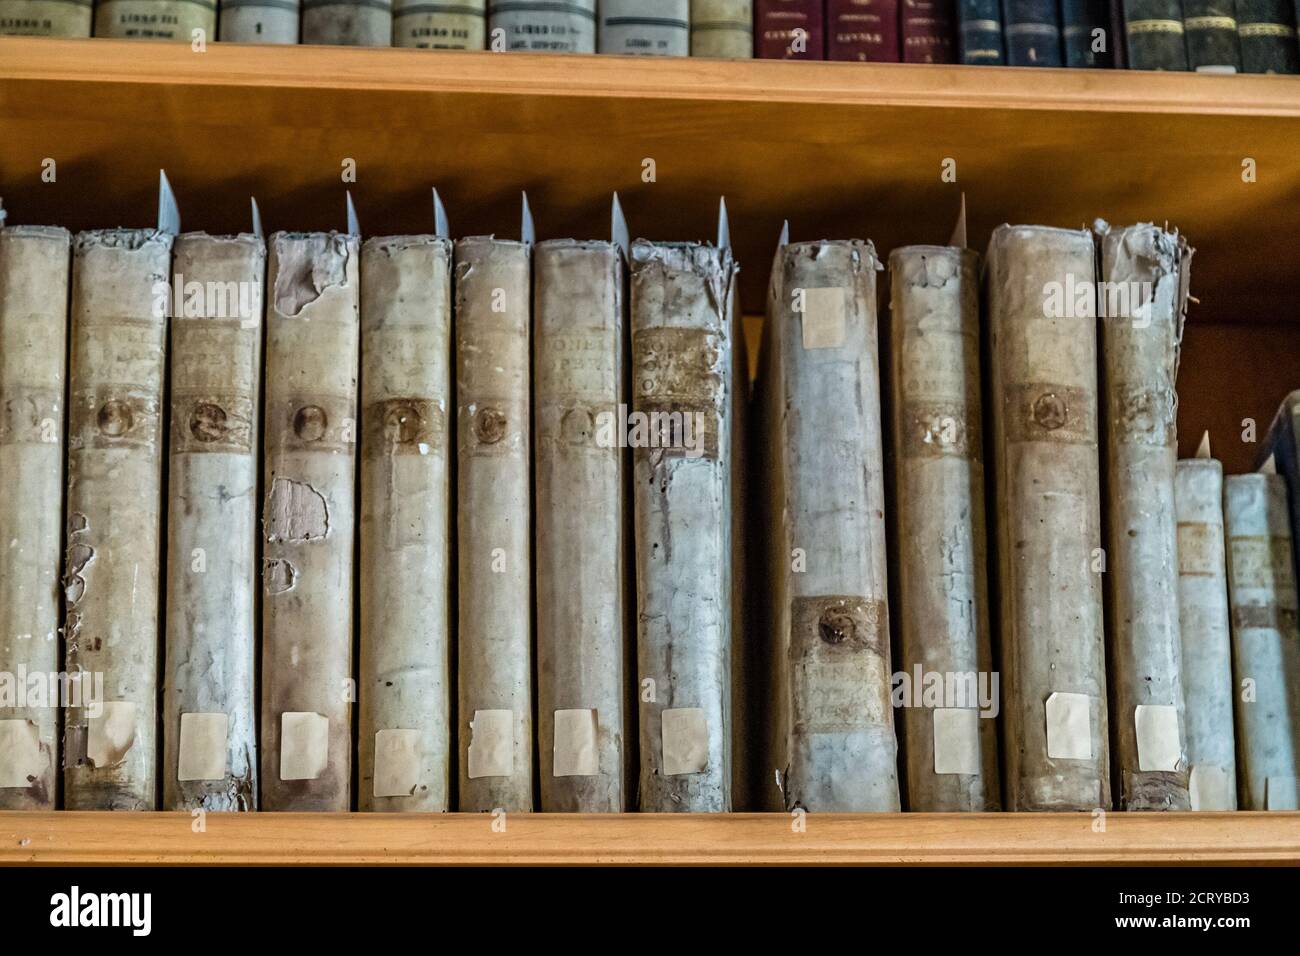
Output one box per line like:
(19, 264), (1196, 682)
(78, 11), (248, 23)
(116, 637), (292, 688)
(373, 729), (422, 797)
(800, 287), (847, 350)
(467, 709), (514, 779)
(932, 708), (980, 775)
(280, 712), (329, 781)
(661, 707), (709, 775)
(553, 708), (599, 777)
(177, 712), (229, 782)
(0, 719), (43, 789)
(1189, 764), (1233, 811)
(1045, 692), (1092, 761)
(88, 701), (136, 770)
(1266, 776), (1300, 810)
(1135, 704), (1181, 772)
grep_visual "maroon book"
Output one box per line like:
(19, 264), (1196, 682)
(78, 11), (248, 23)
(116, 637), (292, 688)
(828, 0), (901, 61)
(755, 0), (827, 59)
(900, 0), (957, 62)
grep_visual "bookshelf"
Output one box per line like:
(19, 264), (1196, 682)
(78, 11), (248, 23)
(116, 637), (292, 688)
(1, 40), (1299, 863)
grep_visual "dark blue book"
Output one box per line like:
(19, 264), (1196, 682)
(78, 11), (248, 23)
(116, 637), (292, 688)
(1061, 0), (1117, 64)
(959, 0), (1006, 60)
(1003, 0), (1064, 63)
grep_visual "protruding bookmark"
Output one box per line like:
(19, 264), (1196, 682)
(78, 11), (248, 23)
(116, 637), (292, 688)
(1196, 430), (1212, 460)
(0, 198), (7, 227)
(158, 170), (181, 236)
(611, 192), (629, 260)
(717, 197), (731, 253)
(346, 191), (360, 237)
(1260, 453), (1277, 475)
(251, 197), (264, 239)
(777, 219), (789, 250)
(949, 193), (967, 249)
(521, 191), (535, 245)
(433, 188), (449, 240)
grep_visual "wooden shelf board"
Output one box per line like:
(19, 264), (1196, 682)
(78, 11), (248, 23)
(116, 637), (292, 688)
(2, 811), (1297, 865)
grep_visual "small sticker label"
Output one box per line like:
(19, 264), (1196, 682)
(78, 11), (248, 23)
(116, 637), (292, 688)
(0, 719), (43, 789)
(800, 287), (847, 350)
(280, 712), (329, 781)
(177, 712), (228, 782)
(932, 708), (980, 776)
(661, 708), (709, 776)
(553, 709), (599, 777)
(1045, 692), (1092, 761)
(467, 709), (514, 779)
(1135, 704), (1181, 772)
(373, 729), (422, 797)
(87, 701), (137, 770)
(1189, 764), (1233, 811)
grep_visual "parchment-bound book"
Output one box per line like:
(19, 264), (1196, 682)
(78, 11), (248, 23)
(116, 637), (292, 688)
(261, 232), (359, 812)
(63, 229), (173, 811)
(0, 0), (92, 35)
(393, 0), (485, 47)
(889, 244), (999, 812)
(1098, 221), (1192, 811)
(0, 224), (69, 810)
(757, 238), (898, 812)
(219, 0), (301, 42)
(986, 224), (1110, 812)
(358, 235), (453, 812)
(534, 238), (630, 811)
(491, 0), (596, 51)
(631, 237), (741, 812)
(162, 233), (264, 812)
(302, 0), (392, 43)
(93, 0), (217, 39)
(1224, 471), (1300, 810)
(599, 0), (689, 55)
(691, 0), (753, 56)
(454, 235), (533, 812)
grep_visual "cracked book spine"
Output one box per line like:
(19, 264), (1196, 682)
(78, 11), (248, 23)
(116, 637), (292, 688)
(393, 0), (485, 47)
(358, 236), (453, 812)
(62, 228), (172, 811)
(890, 245), (999, 812)
(163, 233), (264, 812)
(1099, 222), (1191, 811)
(598, 0), (689, 54)
(93, 0), (217, 39)
(455, 236), (534, 812)
(691, 0), (753, 57)
(0, 225), (69, 809)
(1225, 473), (1300, 810)
(490, 0), (596, 51)
(261, 232), (359, 812)
(631, 240), (740, 812)
(302, 0), (393, 44)
(219, 0), (301, 42)
(0, 0), (92, 35)
(756, 240), (898, 812)
(987, 224), (1110, 811)
(534, 240), (630, 812)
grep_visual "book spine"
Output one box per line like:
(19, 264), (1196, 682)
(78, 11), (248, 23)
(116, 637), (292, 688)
(1110, 0), (1128, 65)
(827, 0), (900, 61)
(902, 0), (957, 61)
(631, 241), (737, 812)
(1124, 0), (1190, 68)
(1002, 0), (1063, 63)
(754, 0), (826, 57)
(987, 224), (1110, 811)
(261, 232), (359, 812)
(534, 240), (629, 812)
(598, 0), (689, 55)
(393, 0), (485, 47)
(957, 0), (1004, 61)
(358, 236), (453, 812)
(219, 0), (301, 42)
(691, 0), (753, 57)
(1062, 0), (1116, 65)
(1237, 0), (1300, 72)
(890, 245), (999, 812)
(1099, 223), (1191, 812)
(301, 0), (392, 43)
(93, 0), (217, 38)
(0, 226), (69, 810)
(0, 0), (93, 35)
(454, 237), (533, 812)
(163, 234), (264, 813)
(1225, 473), (1300, 810)
(490, 0), (596, 51)
(1183, 0), (1241, 68)
(1175, 458), (1237, 810)
(63, 229), (172, 811)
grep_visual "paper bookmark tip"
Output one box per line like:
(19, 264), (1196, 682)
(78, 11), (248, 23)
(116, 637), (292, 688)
(716, 197), (731, 252)
(345, 191), (360, 237)
(433, 188), (449, 239)
(158, 170), (180, 235)
(611, 192), (629, 259)
(1195, 431), (1211, 459)
(950, 194), (967, 249)
(250, 197), (263, 239)
(1260, 453), (1277, 475)
(520, 191), (535, 245)
(777, 220), (789, 249)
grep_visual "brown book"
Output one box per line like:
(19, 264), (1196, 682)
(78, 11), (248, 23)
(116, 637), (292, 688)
(828, 0), (901, 59)
(755, 0), (825, 57)
(901, 0), (957, 62)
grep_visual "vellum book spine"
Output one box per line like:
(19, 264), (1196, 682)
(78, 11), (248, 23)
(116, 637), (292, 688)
(0, 226), (69, 809)
(302, 0), (392, 43)
(163, 234), (264, 812)
(691, 0), (753, 57)
(358, 236), (453, 812)
(599, 0), (689, 55)
(454, 236), (533, 812)
(890, 245), (999, 812)
(631, 240), (739, 813)
(759, 240), (898, 812)
(1225, 474), (1300, 810)
(93, 0), (217, 39)
(491, 0), (596, 51)
(393, 0), (485, 47)
(1175, 457), (1237, 809)
(63, 229), (172, 811)
(219, 0), (301, 42)
(261, 232), (359, 812)
(1099, 223), (1191, 811)
(0, 0), (93, 35)
(987, 224), (1110, 811)
(534, 240), (630, 812)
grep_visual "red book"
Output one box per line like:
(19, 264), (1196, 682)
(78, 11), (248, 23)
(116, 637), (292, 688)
(828, 0), (901, 61)
(900, 0), (957, 62)
(755, 0), (826, 58)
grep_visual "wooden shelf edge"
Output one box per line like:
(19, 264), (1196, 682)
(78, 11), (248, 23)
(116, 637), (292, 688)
(2, 811), (1297, 865)
(2, 38), (1300, 117)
